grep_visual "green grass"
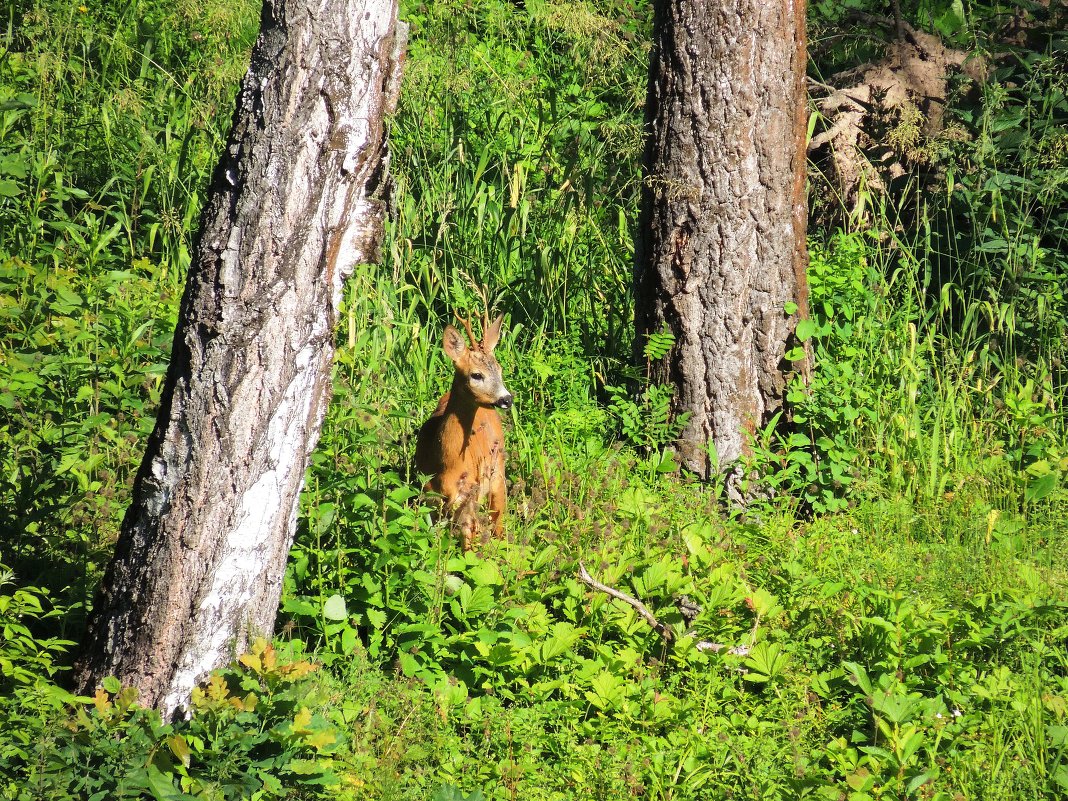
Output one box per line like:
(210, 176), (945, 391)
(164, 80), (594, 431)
(1, 0), (1067, 799)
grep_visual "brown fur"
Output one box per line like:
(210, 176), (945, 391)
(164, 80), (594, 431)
(415, 314), (512, 550)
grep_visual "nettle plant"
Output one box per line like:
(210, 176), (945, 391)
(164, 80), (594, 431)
(774, 233), (884, 512)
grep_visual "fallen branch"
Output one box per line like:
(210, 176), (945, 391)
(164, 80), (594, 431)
(578, 561), (674, 643)
(576, 563), (771, 656)
(806, 19), (985, 218)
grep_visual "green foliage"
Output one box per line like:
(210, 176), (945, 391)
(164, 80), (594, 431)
(1, 637), (347, 800)
(281, 420), (1068, 799)
(0, 0), (257, 600)
(0, 570), (72, 690)
(432, 787), (485, 801)
(936, 17), (1068, 364)
(391, 0), (649, 350)
(1, 0), (1067, 798)
(763, 226), (1067, 515)
(605, 328), (691, 473)
(809, 579), (1068, 800)
(0, 570), (79, 797)
(780, 233), (881, 512)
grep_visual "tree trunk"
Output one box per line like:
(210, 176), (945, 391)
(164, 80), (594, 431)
(73, 0), (406, 716)
(634, 0), (809, 497)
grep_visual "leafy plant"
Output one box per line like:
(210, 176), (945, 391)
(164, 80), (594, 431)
(606, 326), (690, 476)
(1, 638), (346, 800)
(2, 0), (1068, 798)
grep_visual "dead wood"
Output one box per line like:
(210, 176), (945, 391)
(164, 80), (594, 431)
(809, 20), (986, 219)
(578, 561), (675, 643)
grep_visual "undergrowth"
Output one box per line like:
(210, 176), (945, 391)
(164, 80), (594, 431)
(0, 0), (1066, 799)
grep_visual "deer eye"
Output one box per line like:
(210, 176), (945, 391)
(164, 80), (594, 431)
(471, 372), (485, 381)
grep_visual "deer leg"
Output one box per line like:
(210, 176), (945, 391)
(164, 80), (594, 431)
(438, 471), (477, 549)
(457, 493), (479, 551)
(488, 471), (506, 541)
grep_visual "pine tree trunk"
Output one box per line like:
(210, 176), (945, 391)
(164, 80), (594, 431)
(73, 0), (406, 716)
(634, 0), (810, 497)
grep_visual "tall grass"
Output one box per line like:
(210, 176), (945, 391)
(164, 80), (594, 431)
(792, 31), (1068, 518)
(0, 0), (257, 600)
(1, 0), (1066, 797)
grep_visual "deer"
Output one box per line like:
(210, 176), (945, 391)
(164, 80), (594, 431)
(415, 312), (513, 550)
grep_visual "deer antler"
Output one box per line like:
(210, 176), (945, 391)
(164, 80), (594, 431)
(454, 310), (479, 351)
(474, 285), (492, 350)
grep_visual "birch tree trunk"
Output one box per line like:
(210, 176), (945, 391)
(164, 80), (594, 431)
(73, 0), (405, 716)
(634, 0), (810, 498)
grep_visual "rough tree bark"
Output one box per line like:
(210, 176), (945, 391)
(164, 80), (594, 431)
(634, 0), (809, 497)
(73, 0), (405, 716)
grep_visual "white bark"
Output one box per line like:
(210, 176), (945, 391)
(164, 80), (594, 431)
(75, 0), (406, 717)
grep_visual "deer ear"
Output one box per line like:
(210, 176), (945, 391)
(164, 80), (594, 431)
(443, 325), (467, 362)
(483, 314), (504, 353)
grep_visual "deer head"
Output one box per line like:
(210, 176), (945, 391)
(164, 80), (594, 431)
(443, 312), (513, 410)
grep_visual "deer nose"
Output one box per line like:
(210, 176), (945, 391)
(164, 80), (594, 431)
(495, 394), (513, 410)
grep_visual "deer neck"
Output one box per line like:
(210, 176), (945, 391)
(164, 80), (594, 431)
(447, 373), (483, 430)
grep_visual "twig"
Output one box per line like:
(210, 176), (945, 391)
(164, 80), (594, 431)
(576, 563), (756, 656)
(577, 562), (674, 643)
(806, 76), (839, 95)
(843, 11), (895, 31)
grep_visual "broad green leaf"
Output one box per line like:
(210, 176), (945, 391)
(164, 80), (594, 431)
(467, 559), (502, 587)
(906, 772), (935, 795)
(167, 735), (191, 768)
(795, 318), (817, 342)
(1025, 471), (1057, 502)
(459, 584), (495, 618)
(365, 607), (386, 628)
(143, 764), (182, 800)
(743, 642), (789, 683)
(539, 622), (581, 662)
(1048, 725), (1068, 747)
(322, 594), (347, 621)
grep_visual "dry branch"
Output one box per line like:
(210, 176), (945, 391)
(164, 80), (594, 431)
(575, 563), (771, 656)
(577, 561), (674, 643)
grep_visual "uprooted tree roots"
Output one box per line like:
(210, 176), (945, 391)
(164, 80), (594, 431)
(809, 19), (987, 221)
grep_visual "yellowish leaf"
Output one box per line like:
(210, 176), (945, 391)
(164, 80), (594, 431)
(261, 643), (277, 673)
(305, 729), (337, 751)
(238, 652), (262, 674)
(281, 660), (318, 680)
(115, 686), (139, 711)
(168, 735), (192, 768)
(228, 692), (258, 712)
(293, 706), (313, 731)
(206, 673), (230, 702)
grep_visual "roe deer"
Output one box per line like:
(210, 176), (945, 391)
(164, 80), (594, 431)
(415, 313), (512, 550)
